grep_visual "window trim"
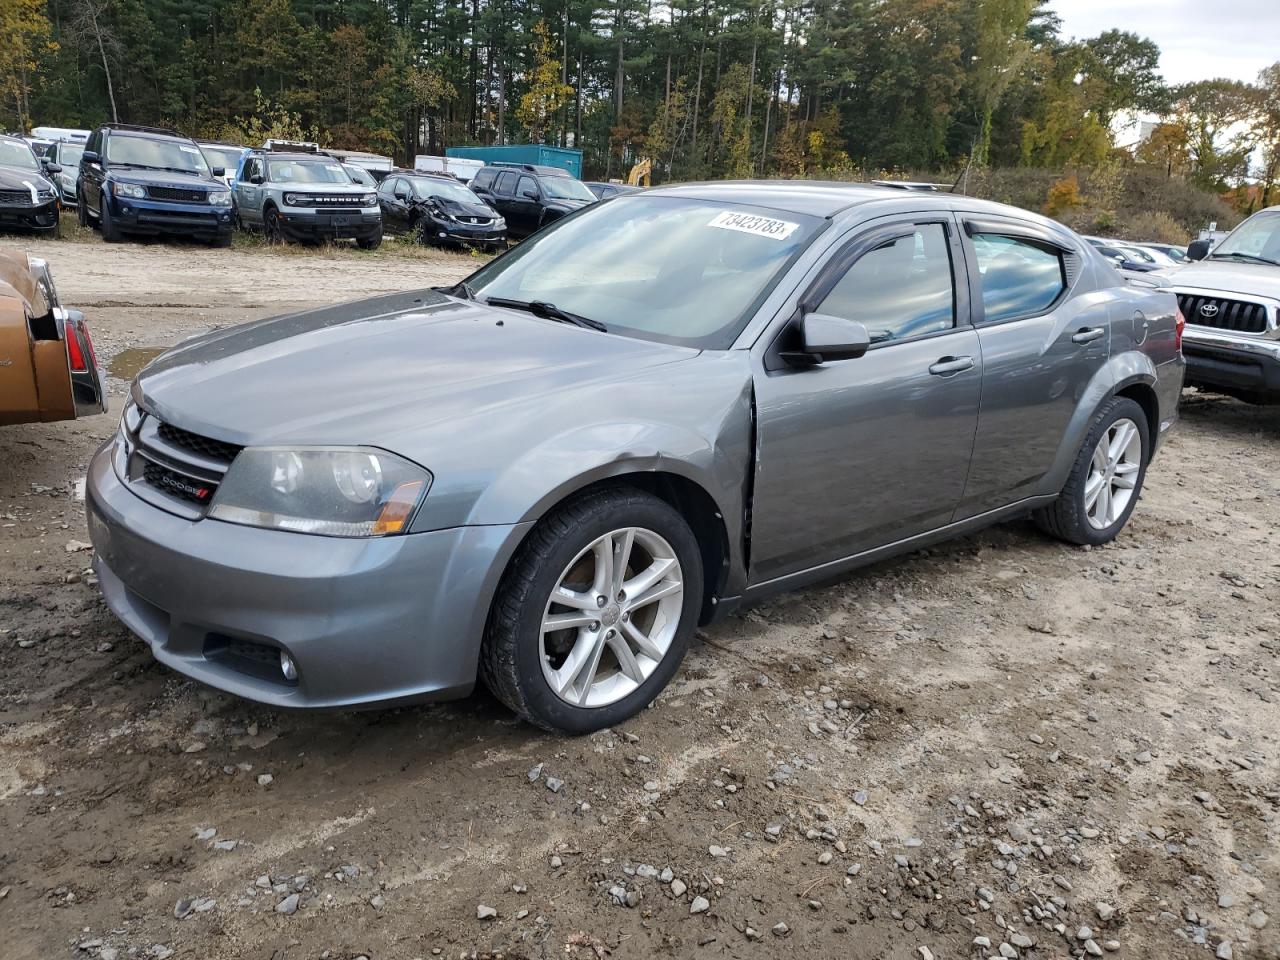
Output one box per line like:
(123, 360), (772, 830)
(959, 216), (1075, 327)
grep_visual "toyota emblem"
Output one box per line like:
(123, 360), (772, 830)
(1200, 302), (1219, 318)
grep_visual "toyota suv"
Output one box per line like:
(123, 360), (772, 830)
(233, 145), (382, 248)
(1172, 206), (1280, 403)
(469, 163), (596, 237)
(77, 124), (235, 245)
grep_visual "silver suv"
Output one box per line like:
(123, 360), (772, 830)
(1174, 206), (1280, 403)
(234, 146), (381, 248)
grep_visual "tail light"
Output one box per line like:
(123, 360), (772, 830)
(63, 314), (97, 373)
(1174, 305), (1185, 353)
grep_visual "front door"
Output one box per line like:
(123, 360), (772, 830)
(750, 218), (983, 586)
(234, 156), (264, 226)
(953, 219), (1111, 517)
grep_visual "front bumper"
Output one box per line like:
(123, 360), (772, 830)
(85, 441), (531, 709)
(1182, 328), (1280, 401)
(0, 199), (59, 232)
(424, 218), (506, 245)
(111, 197), (233, 238)
(278, 208), (382, 241)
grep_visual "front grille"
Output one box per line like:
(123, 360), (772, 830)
(1177, 293), (1269, 334)
(459, 216), (493, 225)
(157, 421), (241, 465)
(149, 186), (208, 203)
(296, 195), (366, 208)
(0, 189), (31, 205)
(142, 460), (217, 505)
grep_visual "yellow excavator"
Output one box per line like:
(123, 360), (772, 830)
(627, 158), (652, 187)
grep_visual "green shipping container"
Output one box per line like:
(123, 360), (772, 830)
(444, 144), (583, 179)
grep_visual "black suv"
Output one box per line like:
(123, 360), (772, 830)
(378, 171), (506, 251)
(0, 135), (60, 236)
(78, 124), (234, 245)
(469, 163), (596, 237)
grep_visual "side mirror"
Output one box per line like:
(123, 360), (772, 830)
(1187, 239), (1211, 261)
(787, 313), (871, 364)
(212, 166), (225, 178)
(82, 150), (100, 165)
(249, 173), (265, 185)
(521, 189), (539, 200)
(45, 162), (62, 175)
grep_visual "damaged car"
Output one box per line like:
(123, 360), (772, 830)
(377, 171), (506, 252)
(1, 251), (106, 425)
(86, 183), (1183, 733)
(0, 135), (61, 236)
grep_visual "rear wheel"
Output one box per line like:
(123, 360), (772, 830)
(481, 488), (703, 733)
(1034, 396), (1149, 545)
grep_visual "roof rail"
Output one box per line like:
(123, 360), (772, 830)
(104, 122), (182, 137)
(264, 139), (321, 153)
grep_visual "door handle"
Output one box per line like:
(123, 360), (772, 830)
(1071, 327), (1105, 344)
(928, 356), (975, 376)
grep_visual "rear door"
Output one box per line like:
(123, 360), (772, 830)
(954, 216), (1110, 517)
(749, 216), (983, 585)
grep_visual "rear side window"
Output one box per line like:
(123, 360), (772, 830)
(971, 233), (1065, 323)
(817, 223), (956, 344)
(495, 171), (516, 195)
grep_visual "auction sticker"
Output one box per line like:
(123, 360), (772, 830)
(707, 210), (799, 241)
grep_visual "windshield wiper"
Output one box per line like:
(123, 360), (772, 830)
(1209, 251), (1280, 266)
(483, 297), (607, 332)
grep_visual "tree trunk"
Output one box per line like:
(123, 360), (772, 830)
(89, 7), (119, 122)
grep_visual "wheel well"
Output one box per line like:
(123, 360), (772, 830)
(1115, 382), (1159, 442)
(554, 473), (730, 625)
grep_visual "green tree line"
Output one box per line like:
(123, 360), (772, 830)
(2, 0), (1279, 203)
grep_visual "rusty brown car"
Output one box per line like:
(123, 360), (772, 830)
(1, 250), (106, 425)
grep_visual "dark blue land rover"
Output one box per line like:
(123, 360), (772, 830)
(77, 124), (234, 246)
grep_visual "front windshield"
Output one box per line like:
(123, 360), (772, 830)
(465, 195), (823, 348)
(0, 138), (39, 172)
(1212, 212), (1280, 265)
(107, 135), (210, 174)
(412, 177), (480, 203)
(542, 177), (597, 202)
(200, 145), (243, 171)
(56, 142), (85, 165)
(268, 159), (352, 185)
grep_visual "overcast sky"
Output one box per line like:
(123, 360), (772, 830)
(1051, 0), (1278, 86)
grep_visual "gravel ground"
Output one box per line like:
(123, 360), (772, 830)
(1, 237), (1277, 960)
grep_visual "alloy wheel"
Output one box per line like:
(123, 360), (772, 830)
(540, 527), (684, 708)
(1084, 417), (1141, 530)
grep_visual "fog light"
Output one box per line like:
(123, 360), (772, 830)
(438, 231), (447, 238)
(280, 650), (298, 681)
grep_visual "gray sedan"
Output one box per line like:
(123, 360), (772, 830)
(86, 182), (1184, 732)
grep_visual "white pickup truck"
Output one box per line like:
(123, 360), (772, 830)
(1173, 206), (1280, 403)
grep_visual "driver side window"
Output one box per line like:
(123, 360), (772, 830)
(817, 223), (956, 344)
(517, 175), (538, 199)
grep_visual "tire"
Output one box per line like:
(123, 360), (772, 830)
(1034, 396), (1150, 546)
(99, 199), (121, 242)
(481, 487), (704, 733)
(357, 227), (383, 251)
(76, 192), (88, 228)
(263, 206), (284, 245)
(212, 232), (233, 248)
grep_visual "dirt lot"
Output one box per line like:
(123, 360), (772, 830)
(1, 236), (1277, 960)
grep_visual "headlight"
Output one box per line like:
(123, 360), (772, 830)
(208, 446), (431, 537)
(494, 217), (506, 228)
(114, 182), (146, 199)
(363, 192), (377, 206)
(208, 190), (232, 207)
(60, 173), (75, 190)
(283, 192), (300, 206)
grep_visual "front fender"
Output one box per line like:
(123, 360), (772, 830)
(1039, 349), (1157, 496)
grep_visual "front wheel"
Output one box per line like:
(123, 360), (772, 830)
(481, 488), (703, 733)
(356, 227), (382, 251)
(99, 199), (121, 242)
(76, 193), (89, 228)
(1034, 396), (1150, 545)
(263, 207), (285, 245)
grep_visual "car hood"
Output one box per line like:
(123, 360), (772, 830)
(424, 195), (497, 218)
(109, 169), (219, 191)
(135, 290), (698, 455)
(0, 164), (53, 193)
(1161, 260), (1280, 300)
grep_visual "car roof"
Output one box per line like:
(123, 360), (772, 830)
(259, 152), (331, 163)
